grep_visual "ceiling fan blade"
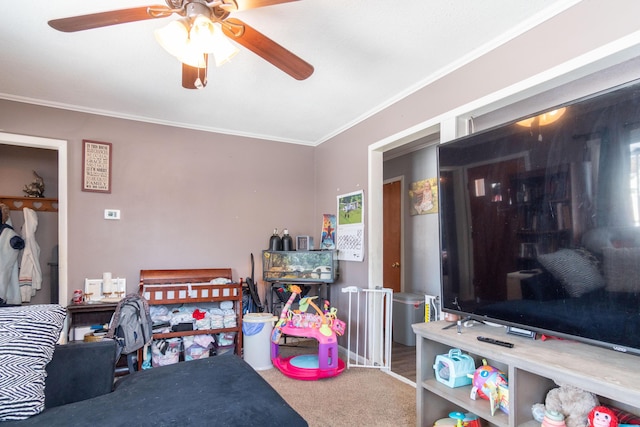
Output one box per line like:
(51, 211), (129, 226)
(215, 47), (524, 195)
(229, 0), (299, 12)
(48, 6), (171, 32)
(222, 18), (313, 80)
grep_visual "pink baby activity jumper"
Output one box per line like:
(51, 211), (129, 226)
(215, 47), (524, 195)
(271, 285), (346, 380)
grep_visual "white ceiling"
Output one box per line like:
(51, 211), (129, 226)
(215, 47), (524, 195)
(0, 1), (579, 146)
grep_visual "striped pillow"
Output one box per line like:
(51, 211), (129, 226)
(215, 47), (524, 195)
(0, 304), (66, 421)
(537, 249), (606, 297)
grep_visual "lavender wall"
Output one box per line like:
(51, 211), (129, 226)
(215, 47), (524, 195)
(0, 102), (316, 302)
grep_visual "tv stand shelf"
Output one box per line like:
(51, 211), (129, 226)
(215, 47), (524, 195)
(413, 321), (640, 427)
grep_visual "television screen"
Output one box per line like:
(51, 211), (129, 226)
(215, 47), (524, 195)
(438, 78), (640, 355)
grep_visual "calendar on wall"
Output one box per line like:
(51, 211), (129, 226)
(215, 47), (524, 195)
(336, 190), (364, 262)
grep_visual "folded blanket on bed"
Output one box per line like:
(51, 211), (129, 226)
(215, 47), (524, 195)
(5, 355), (307, 427)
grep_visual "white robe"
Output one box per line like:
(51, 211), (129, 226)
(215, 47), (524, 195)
(19, 208), (42, 302)
(0, 218), (22, 305)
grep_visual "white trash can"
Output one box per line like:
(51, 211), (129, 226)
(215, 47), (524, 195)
(242, 313), (277, 370)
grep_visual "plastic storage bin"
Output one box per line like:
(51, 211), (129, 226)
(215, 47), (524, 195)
(151, 338), (182, 367)
(242, 313), (277, 370)
(215, 332), (237, 356)
(392, 292), (424, 346)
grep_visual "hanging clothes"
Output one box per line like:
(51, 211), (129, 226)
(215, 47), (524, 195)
(0, 212), (25, 305)
(19, 207), (42, 303)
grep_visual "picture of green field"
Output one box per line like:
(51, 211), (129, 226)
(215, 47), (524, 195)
(338, 191), (363, 225)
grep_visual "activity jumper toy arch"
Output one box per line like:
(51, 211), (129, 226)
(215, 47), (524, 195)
(271, 285), (346, 380)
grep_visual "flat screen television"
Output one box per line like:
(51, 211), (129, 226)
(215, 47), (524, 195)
(438, 78), (640, 355)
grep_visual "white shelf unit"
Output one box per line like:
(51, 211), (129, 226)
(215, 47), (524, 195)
(413, 321), (640, 427)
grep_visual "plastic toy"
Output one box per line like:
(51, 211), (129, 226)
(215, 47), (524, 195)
(543, 410), (568, 427)
(468, 359), (508, 415)
(587, 405), (640, 427)
(271, 285), (346, 380)
(588, 406), (618, 427)
(433, 348), (475, 388)
(433, 412), (480, 427)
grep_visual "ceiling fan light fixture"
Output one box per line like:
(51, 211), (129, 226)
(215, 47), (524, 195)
(211, 23), (239, 66)
(189, 17), (238, 67)
(49, 1), (315, 86)
(189, 14), (217, 53)
(155, 18), (207, 68)
(178, 47), (208, 68)
(156, 15), (237, 69)
(154, 19), (190, 59)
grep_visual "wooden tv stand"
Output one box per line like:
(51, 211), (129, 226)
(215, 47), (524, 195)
(413, 321), (640, 427)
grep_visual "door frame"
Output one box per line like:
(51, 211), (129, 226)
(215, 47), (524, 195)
(0, 132), (68, 308)
(383, 175), (404, 293)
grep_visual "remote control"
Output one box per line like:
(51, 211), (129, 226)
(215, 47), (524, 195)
(477, 336), (514, 348)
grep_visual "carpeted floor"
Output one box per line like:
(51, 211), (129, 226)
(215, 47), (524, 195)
(258, 340), (416, 427)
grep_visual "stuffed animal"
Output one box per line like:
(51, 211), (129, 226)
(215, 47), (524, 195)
(532, 384), (599, 427)
(588, 406), (618, 427)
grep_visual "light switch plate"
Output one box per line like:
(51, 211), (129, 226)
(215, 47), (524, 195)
(104, 209), (120, 220)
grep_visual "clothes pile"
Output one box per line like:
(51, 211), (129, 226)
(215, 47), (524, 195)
(147, 302), (237, 366)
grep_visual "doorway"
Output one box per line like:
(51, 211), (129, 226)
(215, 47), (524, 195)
(0, 132), (68, 307)
(383, 176), (417, 383)
(381, 137), (440, 384)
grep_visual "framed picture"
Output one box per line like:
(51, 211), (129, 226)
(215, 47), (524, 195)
(82, 140), (112, 193)
(409, 177), (438, 215)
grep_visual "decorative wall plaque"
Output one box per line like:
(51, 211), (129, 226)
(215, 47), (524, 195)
(82, 140), (112, 193)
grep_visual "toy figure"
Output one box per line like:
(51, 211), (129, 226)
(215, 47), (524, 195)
(469, 360), (508, 400)
(468, 359), (508, 415)
(588, 406), (618, 427)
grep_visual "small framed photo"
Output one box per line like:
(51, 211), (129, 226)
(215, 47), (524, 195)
(82, 140), (112, 193)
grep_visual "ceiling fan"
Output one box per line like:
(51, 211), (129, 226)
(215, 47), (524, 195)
(48, 0), (314, 89)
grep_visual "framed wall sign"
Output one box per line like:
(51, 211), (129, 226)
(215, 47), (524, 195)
(82, 140), (112, 193)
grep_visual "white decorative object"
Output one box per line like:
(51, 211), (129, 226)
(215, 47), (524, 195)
(102, 272), (113, 294)
(84, 279), (103, 302)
